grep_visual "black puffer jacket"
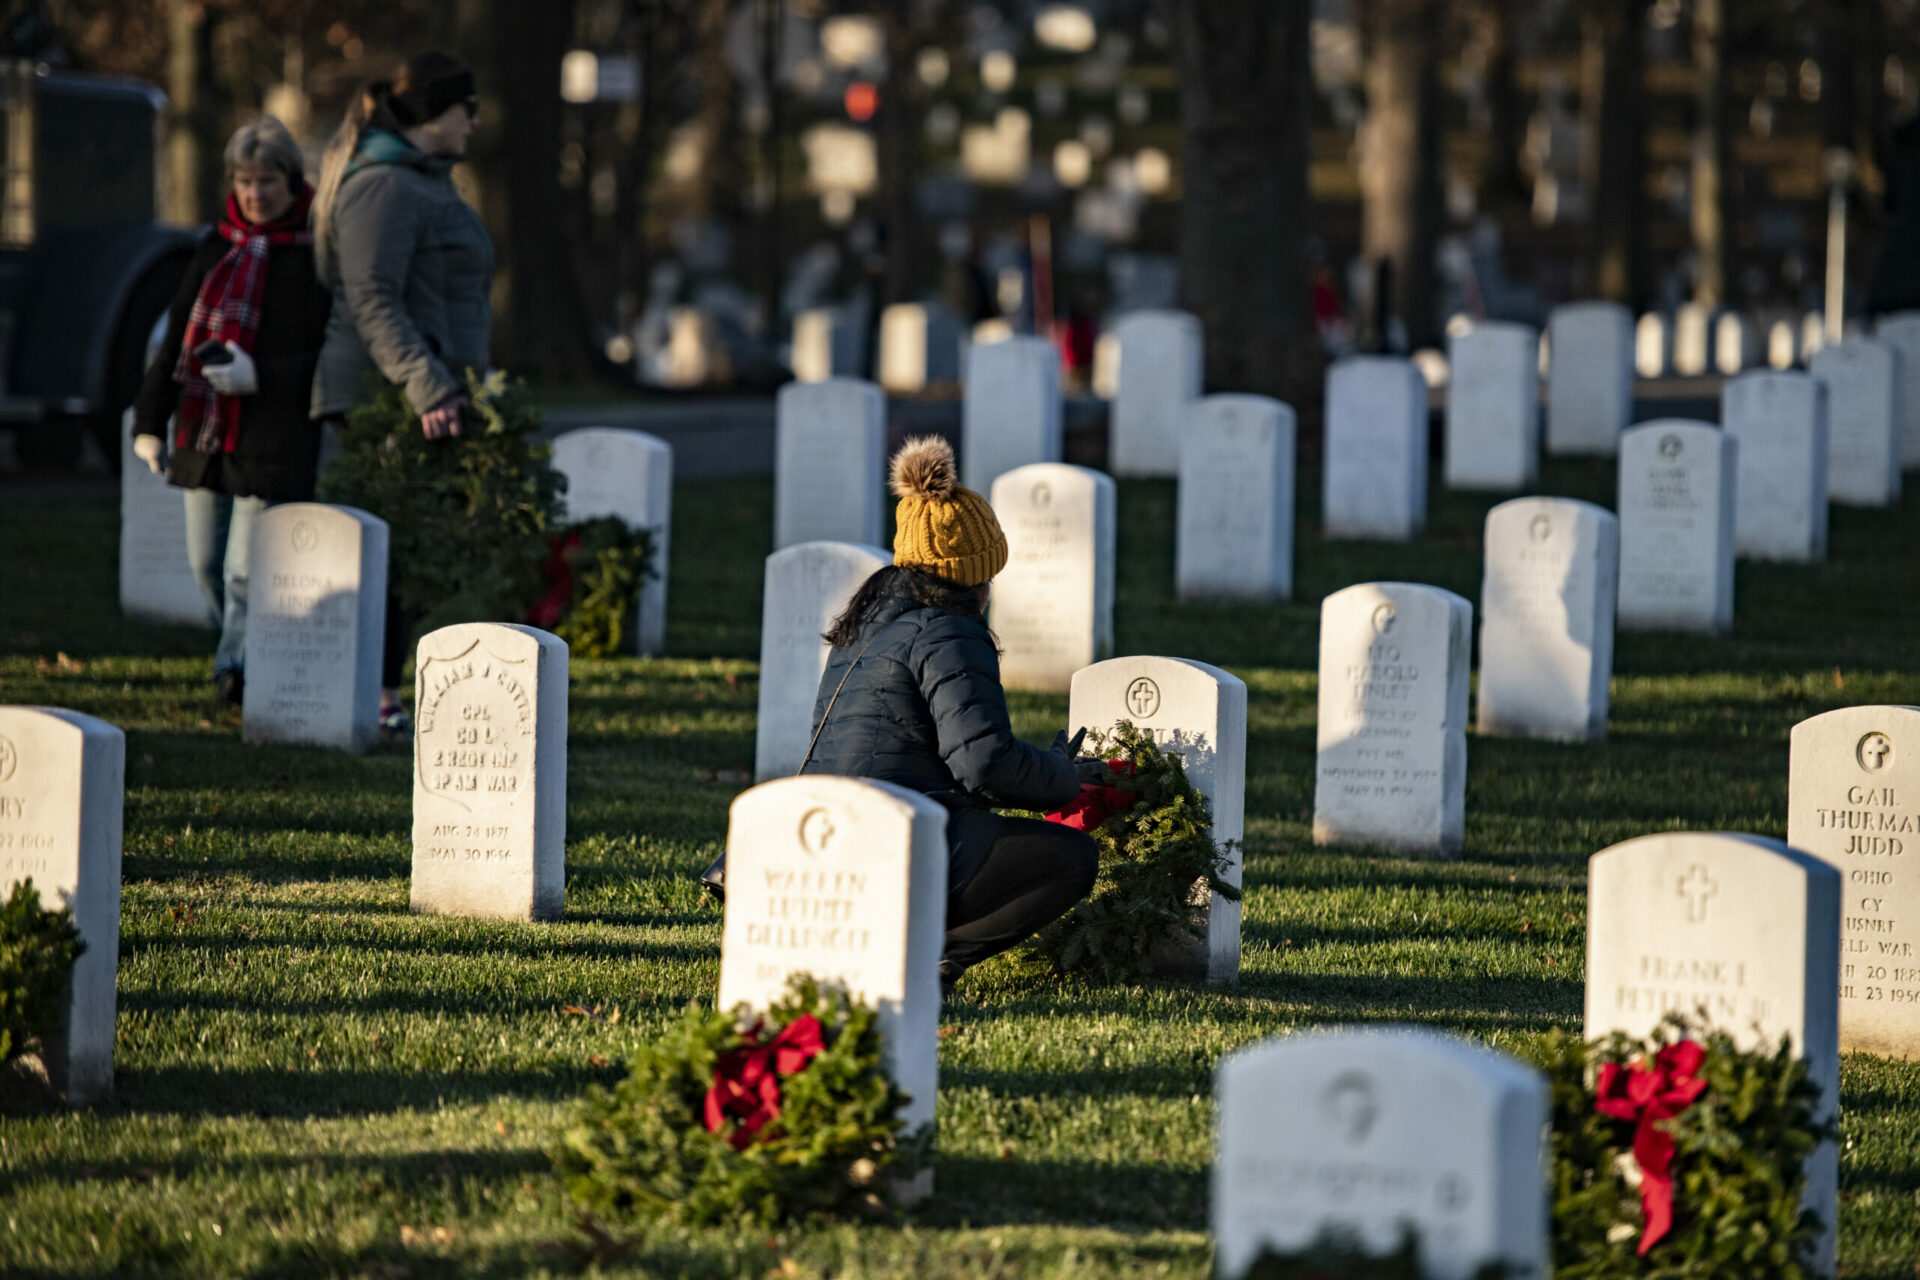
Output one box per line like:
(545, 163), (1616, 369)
(800, 572), (1078, 815)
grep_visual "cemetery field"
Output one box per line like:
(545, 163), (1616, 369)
(4, 463), (1920, 1279)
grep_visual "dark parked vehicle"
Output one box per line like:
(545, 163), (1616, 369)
(0, 60), (195, 469)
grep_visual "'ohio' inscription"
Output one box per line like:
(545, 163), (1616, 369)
(1812, 780), (1919, 1008)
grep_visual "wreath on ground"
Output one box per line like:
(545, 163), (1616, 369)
(552, 976), (920, 1227)
(0, 880), (84, 1069)
(1526, 1013), (1828, 1279)
(1022, 721), (1239, 982)
(527, 516), (659, 658)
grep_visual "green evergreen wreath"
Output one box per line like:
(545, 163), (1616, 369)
(0, 880), (84, 1068)
(553, 976), (919, 1227)
(1023, 721), (1240, 981)
(536, 516), (659, 658)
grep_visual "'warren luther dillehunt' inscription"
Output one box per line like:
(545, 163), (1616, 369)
(742, 868), (875, 977)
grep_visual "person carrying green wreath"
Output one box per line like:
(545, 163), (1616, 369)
(801, 437), (1102, 998)
(310, 50), (491, 736)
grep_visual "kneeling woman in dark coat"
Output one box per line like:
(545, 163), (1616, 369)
(801, 437), (1100, 995)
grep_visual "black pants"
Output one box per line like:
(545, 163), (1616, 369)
(943, 814), (1099, 977)
(382, 600), (414, 691)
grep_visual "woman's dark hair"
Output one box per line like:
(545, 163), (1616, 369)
(823, 565), (985, 649)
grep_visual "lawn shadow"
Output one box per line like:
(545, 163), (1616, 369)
(923, 1154), (1206, 1231)
(116, 1061), (626, 1118)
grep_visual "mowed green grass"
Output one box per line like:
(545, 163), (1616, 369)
(2, 451), (1918, 1279)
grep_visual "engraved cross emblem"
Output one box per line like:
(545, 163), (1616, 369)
(1125, 677), (1161, 719)
(798, 807), (836, 855)
(1859, 733), (1893, 773)
(1677, 863), (1718, 923)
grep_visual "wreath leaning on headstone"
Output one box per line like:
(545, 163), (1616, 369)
(1023, 721), (1240, 982)
(0, 880), (84, 1071)
(1526, 1012), (1828, 1280)
(552, 976), (922, 1228)
(526, 516), (659, 659)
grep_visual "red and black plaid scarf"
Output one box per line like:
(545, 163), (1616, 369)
(173, 184), (314, 454)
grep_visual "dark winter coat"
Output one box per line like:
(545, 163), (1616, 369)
(799, 573), (1079, 830)
(311, 129), (494, 418)
(133, 229), (332, 500)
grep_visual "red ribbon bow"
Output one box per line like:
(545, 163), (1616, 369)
(527, 529), (585, 629)
(1043, 759), (1138, 832)
(702, 1013), (826, 1150)
(1594, 1040), (1709, 1255)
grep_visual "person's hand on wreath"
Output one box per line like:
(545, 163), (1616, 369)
(1074, 756), (1114, 785)
(420, 394), (467, 440)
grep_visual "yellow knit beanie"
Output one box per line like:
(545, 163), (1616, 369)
(888, 436), (1008, 586)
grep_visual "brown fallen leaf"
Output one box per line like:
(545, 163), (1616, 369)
(589, 1054), (611, 1068)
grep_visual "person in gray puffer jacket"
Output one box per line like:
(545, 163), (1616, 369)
(310, 50), (493, 732)
(801, 438), (1101, 996)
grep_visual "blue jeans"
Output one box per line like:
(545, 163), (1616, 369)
(182, 490), (269, 676)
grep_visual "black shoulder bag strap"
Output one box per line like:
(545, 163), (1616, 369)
(698, 630), (881, 901)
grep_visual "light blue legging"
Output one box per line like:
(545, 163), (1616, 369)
(182, 489), (269, 676)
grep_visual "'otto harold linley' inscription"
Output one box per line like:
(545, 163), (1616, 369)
(411, 624), (568, 922)
(1790, 706), (1920, 1058)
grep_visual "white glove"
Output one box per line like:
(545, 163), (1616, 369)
(133, 434), (166, 476)
(204, 341), (258, 396)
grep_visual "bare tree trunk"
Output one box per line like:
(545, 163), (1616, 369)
(1359, 0), (1444, 350)
(1483, 0), (1527, 216)
(1581, 0), (1649, 305)
(1173, 0), (1314, 399)
(1690, 0), (1728, 306)
(877, 6), (922, 306)
(164, 0), (228, 222)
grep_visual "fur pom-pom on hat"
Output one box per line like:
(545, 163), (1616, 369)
(887, 436), (1008, 586)
(889, 435), (958, 501)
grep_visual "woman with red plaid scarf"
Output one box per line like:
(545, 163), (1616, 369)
(133, 116), (332, 708)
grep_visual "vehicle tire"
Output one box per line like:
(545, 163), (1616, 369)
(85, 259), (184, 475)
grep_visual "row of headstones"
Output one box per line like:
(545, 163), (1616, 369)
(1635, 303), (1920, 392)
(715, 768), (1859, 1275)
(120, 424), (675, 667)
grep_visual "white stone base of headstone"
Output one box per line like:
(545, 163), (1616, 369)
(1312, 583), (1471, 856)
(1476, 497), (1618, 742)
(410, 624), (569, 922)
(1176, 395), (1294, 601)
(1109, 309), (1203, 477)
(0, 707), (124, 1105)
(119, 414), (212, 627)
(717, 775), (948, 1203)
(1723, 371), (1829, 562)
(1213, 1028), (1551, 1280)
(774, 379), (886, 549)
(1789, 705), (1920, 1059)
(1069, 656), (1248, 984)
(551, 427), (674, 656)
(242, 503), (389, 752)
(1545, 301), (1633, 457)
(961, 336), (1064, 494)
(1616, 421), (1736, 634)
(1584, 832), (1840, 1277)
(990, 464), (1117, 692)
(753, 541), (891, 781)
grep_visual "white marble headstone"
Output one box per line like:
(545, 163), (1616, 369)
(1477, 498), (1618, 743)
(1313, 583), (1471, 856)
(1445, 323), (1539, 491)
(1809, 338), (1901, 507)
(550, 428), (674, 656)
(990, 463), (1116, 692)
(1546, 301), (1634, 456)
(0, 707), (123, 1105)
(1213, 1029), (1550, 1280)
(1584, 832), (1840, 1276)
(118, 413), (211, 628)
(411, 623), (568, 922)
(1324, 356), (1428, 540)
(1723, 371), (1829, 562)
(774, 379), (885, 549)
(791, 305), (868, 384)
(1635, 312), (1670, 378)
(1616, 421), (1736, 634)
(754, 541), (891, 780)
(1176, 395), (1294, 600)
(1110, 309), (1203, 477)
(1672, 301), (1712, 377)
(1069, 657), (1248, 983)
(1714, 311), (1758, 375)
(961, 336), (1063, 493)
(718, 775), (948, 1191)
(1789, 706), (1920, 1059)
(877, 302), (963, 393)
(1873, 310), (1920, 469)
(242, 503), (388, 752)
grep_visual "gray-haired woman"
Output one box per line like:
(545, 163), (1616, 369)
(133, 115), (332, 707)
